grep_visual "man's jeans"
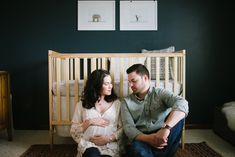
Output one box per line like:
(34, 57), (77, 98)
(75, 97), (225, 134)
(128, 119), (184, 157)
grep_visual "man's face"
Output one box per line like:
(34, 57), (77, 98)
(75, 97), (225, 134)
(128, 71), (147, 94)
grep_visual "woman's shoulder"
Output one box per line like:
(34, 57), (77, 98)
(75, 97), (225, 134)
(75, 101), (89, 112)
(113, 99), (121, 108)
(76, 101), (83, 107)
(113, 99), (121, 104)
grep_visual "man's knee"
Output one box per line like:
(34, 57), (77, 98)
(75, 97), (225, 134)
(128, 141), (153, 157)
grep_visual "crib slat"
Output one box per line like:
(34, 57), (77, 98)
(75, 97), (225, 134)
(56, 58), (61, 122)
(70, 59), (74, 80)
(173, 57), (178, 94)
(156, 57), (160, 87)
(91, 58), (96, 72)
(110, 58), (115, 84)
(146, 57), (151, 77)
(74, 58), (80, 106)
(48, 53), (53, 131)
(182, 50), (186, 98)
(65, 58), (70, 121)
(164, 57), (169, 89)
(128, 58), (133, 94)
(178, 57), (182, 85)
(101, 58), (107, 70)
(52, 58), (56, 82)
(83, 58), (88, 85)
(119, 59), (124, 97)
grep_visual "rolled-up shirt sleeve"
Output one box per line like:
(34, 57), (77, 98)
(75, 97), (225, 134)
(158, 88), (189, 116)
(172, 97), (189, 116)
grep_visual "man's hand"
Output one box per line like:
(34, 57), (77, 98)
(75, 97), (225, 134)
(145, 128), (170, 149)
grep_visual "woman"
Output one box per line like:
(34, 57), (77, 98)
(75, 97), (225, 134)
(70, 69), (122, 157)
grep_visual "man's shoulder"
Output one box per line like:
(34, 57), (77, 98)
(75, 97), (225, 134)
(123, 94), (134, 102)
(151, 86), (171, 94)
(120, 94), (136, 107)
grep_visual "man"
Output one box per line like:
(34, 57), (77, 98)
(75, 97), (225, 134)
(121, 64), (189, 157)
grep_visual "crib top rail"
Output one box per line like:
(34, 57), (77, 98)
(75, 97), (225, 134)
(48, 50), (186, 59)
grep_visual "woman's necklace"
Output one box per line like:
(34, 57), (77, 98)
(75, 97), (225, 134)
(95, 100), (112, 114)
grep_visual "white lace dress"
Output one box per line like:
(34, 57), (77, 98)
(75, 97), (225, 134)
(70, 100), (122, 157)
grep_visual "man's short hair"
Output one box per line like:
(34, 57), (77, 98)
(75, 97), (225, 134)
(126, 64), (150, 78)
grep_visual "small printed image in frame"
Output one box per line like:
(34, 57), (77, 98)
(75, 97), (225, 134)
(77, 1), (115, 31)
(120, 1), (158, 31)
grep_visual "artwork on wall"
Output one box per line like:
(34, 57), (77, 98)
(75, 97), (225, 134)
(77, 1), (115, 31)
(120, 1), (158, 31)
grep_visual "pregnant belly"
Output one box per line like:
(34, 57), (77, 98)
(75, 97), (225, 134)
(83, 126), (113, 140)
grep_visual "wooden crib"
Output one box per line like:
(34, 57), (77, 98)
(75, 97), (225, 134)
(48, 50), (186, 148)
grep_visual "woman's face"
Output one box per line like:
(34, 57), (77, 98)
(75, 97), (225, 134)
(101, 75), (113, 96)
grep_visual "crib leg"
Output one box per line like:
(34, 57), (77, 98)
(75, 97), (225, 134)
(50, 126), (54, 149)
(181, 120), (185, 149)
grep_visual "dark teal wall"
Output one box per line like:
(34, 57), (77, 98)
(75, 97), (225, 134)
(1, 0), (234, 129)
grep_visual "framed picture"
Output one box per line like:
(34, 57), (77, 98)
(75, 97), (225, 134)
(77, 1), (115, 31)
(120, 1), (158, 31)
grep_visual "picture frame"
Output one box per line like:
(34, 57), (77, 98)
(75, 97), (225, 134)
(77, 1), (115, 31)
(120, 1), (158, 31)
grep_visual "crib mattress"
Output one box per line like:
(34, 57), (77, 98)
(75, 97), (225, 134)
(52, 80), (182, 97)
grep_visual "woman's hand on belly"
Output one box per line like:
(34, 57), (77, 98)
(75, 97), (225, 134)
(90, 118), (110, 127)
(89, 135), (109, 146)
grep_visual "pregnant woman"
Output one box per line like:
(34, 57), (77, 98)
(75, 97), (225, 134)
(70, 69), (122, 157)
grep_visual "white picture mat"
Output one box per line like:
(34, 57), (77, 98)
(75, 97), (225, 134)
(120, 1), (158, 31)
(77, 1), (115, 30)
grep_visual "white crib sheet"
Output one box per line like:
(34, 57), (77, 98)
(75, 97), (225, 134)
(52, 80), (182, 97)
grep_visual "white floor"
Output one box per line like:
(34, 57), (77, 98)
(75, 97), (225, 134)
(185, 129), (235, 157)
(0, 129), (235, 157)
